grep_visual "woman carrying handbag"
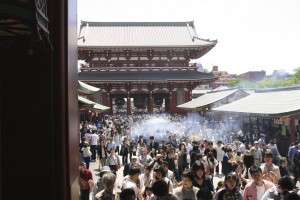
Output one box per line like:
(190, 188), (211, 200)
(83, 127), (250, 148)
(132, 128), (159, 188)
(106, 148), (121, 176)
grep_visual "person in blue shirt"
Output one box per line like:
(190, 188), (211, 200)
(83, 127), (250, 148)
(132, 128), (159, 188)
(288, 141), (300, 164)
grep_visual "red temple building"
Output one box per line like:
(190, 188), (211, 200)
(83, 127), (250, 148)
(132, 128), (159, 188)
(78, 21), (219, 114)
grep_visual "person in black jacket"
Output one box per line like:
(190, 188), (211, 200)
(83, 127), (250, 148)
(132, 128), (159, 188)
(164, 150), (176, 172)
(120, 140), (129, 165)
(204, 141), (217, 159)
(149, 136), (159, 158)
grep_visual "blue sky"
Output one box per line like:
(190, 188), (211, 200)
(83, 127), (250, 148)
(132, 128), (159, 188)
(78, 0), (300, 75)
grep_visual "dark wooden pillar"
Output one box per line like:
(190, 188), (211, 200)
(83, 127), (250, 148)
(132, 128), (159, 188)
(89, 111), (93, 124)
(168, 82), (175, 113)
(127, 92), (131, 115)
(290, 116), (295, 143)
(1, 0), (78, 199)
(125, 83), (132, 115)
(103, 83), (112, 114)
(148, 83), (155, 113)
(149, 92), (154, 113)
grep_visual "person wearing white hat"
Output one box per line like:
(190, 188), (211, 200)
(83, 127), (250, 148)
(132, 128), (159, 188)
(93, 166), (112, 197)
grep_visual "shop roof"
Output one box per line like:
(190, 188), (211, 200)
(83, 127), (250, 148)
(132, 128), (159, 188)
(212, 86), (300, 116)
(177, 88), (244, 109)
(78, 96), (110, 111)
(78, 81), (100, 94)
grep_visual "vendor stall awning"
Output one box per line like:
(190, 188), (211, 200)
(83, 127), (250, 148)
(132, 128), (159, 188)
(177, 88), (240, 109)
(78, 96), (110, 111)
(212, 87), (300, 116)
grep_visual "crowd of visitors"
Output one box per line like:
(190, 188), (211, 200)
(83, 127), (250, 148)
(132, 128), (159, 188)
(79, 114), (300, 200)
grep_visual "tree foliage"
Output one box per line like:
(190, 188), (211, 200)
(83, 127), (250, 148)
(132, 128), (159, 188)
(229, 67), (300, 89)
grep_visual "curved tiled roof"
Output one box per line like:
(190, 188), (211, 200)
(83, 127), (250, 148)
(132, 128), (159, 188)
(212, 87), (300, 115)
(78, 71), (217, 82)
(177, 89), (244, 109)
(78, 21), (217, 48)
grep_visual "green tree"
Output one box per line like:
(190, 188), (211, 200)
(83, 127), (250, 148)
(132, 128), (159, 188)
(256, 77), (281, 88)
(292, 67), (300, 84)
(228, 78), (244, 87)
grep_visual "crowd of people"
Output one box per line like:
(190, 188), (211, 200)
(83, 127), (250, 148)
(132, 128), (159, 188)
(79, 114), (300, 200)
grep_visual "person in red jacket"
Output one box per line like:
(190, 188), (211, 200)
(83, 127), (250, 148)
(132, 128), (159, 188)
(79, 162), (94, 200)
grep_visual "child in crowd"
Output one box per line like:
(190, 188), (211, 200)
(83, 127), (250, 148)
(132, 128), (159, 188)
(143, 184), (153, 200)
(216, 180), (225, 191)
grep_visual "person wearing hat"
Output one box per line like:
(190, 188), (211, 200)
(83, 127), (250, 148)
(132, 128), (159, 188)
(95, 172), (121, 200)
(93, 166), (112, 197)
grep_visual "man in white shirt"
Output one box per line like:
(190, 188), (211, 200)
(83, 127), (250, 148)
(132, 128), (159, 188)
(106, 137), (116, 154)
(122, 164), (142, 200)
(238, 139), (247, 155)
(84, 129), (91, 143)
(90, 130), (99, 162)
(237, 128), (244, 141)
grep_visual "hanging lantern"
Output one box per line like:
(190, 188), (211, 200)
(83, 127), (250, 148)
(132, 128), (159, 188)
(167, 50), (174, 60)
(115, 98), (125, 106)
(154, 97), (163, 106)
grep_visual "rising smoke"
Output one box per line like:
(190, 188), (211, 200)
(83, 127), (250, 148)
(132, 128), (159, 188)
(130, 113), (206, 142)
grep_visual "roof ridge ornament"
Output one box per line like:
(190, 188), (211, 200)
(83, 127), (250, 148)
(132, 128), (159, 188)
(186, 22), (194, 42)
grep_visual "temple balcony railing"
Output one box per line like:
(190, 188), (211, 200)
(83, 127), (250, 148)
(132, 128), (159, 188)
(79, 66), (199, 72)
